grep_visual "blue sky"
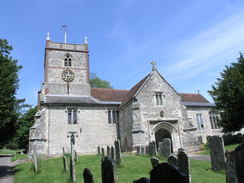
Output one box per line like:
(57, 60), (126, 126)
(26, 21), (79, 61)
(1, 0), (244, 106)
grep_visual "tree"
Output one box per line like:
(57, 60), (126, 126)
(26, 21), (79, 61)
(15, 106), (37, 150)
(209, 53), (244, 132)
(90, 72), (113, 89)
(0, 39), (23, 147)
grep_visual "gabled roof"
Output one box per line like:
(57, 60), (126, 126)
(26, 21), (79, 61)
(91, 88), (129, 102)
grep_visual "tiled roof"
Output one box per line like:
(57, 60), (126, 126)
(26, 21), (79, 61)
(91, 88), (129, 102)
(179, 93), (209, 103)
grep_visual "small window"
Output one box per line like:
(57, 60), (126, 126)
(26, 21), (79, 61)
(196, 114), (204, 131)
(209, 111), (220, 129)
(108, 110), (117, 124)
(64, 54), (72, 67)
(155, 92), (163, 105)
(67, 108), (77, 125)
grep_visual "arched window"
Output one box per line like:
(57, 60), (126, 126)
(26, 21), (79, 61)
(64, 54), (72, 67)
(209, 111), (220, 129)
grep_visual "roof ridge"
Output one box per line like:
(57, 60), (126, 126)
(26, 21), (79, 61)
(91, 88), (129, 91)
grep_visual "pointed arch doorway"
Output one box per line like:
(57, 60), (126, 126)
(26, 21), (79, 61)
(155, 128), (173, 152)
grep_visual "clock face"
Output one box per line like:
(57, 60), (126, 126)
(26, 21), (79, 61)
(62, 69), (75, 82)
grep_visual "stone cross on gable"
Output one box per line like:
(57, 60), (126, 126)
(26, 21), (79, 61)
(151, 61), (157, 71)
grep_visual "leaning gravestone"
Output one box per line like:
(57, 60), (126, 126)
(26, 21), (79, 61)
(160, 138), (171, 158)
(63, 155), (68, 172)
(101, 156), (118, 183)
(111, 146), (115, 161)
(136, 146), (141, 155)
(70, 151), (76, 182)
(178, 151), (190, 183)
(115, 140), (121, 165)
(83, 168), (94, 183)
(225, 144), (244, 183)
(150, 162), (188, 183)
(207, 136), (226, 170)
(148, 141), (157, 157)
(98, 146), (101, 155)
(32, 149), (39, 173)
(107, 146), (111, 157)
(101, 148), (105, 157)
(150, 157), (159, 168)
(168, 154), (177, 168)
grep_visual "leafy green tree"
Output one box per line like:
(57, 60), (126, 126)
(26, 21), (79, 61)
(209, 53), (244, 132)
(0, 39), (23, 147)
(15, 106), (37, 150)
(90, 72), (113, 89)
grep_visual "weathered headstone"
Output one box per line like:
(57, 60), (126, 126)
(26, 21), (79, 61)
(63, 155), (68, 172)
(141, 146), (145, 155)
(98, 146), (101, 155)
(133, 177), (150, 183)
(150, 162), (188, 183)
(225, 144), (244, 183)
(115, 140), (121, 165)
(107, 146), (111, 157)
(70, 151), (76, 182)
(150, 157), (159, 168)
(74, 150), (78, 162)
(207, 135), (226, 170)
(83, 168), (94, 183)
(159, 138), (171, 158)
(148, 141), (157, 157)
(62, 147), (65, 156)
(101, 148), (105, 157)
(145, 146), (149, 155)
(178, 148), (185, 154)
(32, 149), (39, 173)
(178, 151), (190, 183)
(101, 156), (118, 183)
(111, 146), (115, 161)
(168, 154), (177, 168)
(136, 146), (141, 155)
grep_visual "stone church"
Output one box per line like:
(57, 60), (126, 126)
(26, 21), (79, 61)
(29, 37), (223, 156)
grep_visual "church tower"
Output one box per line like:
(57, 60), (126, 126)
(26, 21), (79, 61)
(43, 37), (90, 97)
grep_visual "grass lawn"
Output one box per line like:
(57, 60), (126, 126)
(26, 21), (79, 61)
(199, 143), (240, 155)
(14, 154), (225, 183)
(0, 149), (28, 161)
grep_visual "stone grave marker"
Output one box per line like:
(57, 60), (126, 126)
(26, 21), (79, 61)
(101, 156), (118, 183)
(136, 146), (141, 155)
(150, 157), (159, 168)
(101, 148), (105, 157)
(150, 162), (188, 183)
(107, 146), (111, 157)
(160, 138), (171, 158)
(63, 155), (68, 172)
(70, 151), (76, 182)
(178, 151), (190, 183)
(62, 147), (65, 155)
(207, 135), (226, 170)
(115, 140), (121, 165)
(83, 168), (94, 183)
(98, 146), (101, 155)
(141, 146), (145, 155)
(32, 149), (39, 173)
(148, 141), (157, 157)
(167, 154), (177, 168)
(111, 146), (115, 161)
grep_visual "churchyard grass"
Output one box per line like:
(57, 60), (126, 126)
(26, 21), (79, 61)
(199, 143), (240, 155)
(14, 154), (226, 183)
(0, 149), (28, 161)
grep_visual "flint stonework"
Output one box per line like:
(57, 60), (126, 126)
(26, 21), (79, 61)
(207, 136), (225, 170)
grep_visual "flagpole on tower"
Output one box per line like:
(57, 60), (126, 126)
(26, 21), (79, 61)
(62, 25), (69, 43)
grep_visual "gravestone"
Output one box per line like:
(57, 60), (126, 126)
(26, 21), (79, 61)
(178, 148), (185, 154)
(150, 162), (188, 183)
(145, 146), (149, 154)
(98, 146), (101, 155)
(32, 149), (38, 173)
(74, 150), (78, 162)
(150, 157), (159, 168)
(62, 147), (65, 155)
(168, 154), (177, 168)
(160, 138), (171, 158)
(115, 140), (121, 165)
(133, 177), (150, 183)
(63, 155), (68, 172)
(70, 152), (76, 182)
(207, 136), (226, 170)
(178, 151), (190, 183)
(111, 146), (115, 161)
(225, 144), (244, 183)
(141, 146), (145, 155)
(101, 156), (118, 183)
(107, 146), (111, 157)
(136, 146), (141, 155)
(101, 148), (105, 157)
(148, 141), (157, 157)
(83, 168), (94, 183)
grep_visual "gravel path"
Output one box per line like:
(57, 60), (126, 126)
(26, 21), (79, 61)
(0, 155), (14, 183)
